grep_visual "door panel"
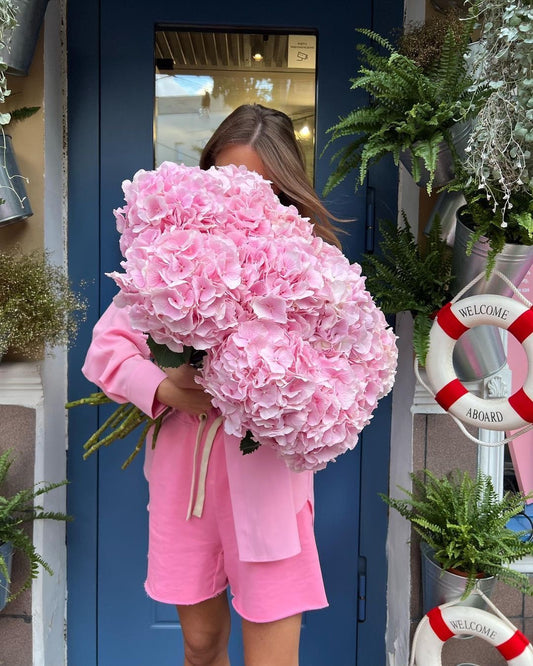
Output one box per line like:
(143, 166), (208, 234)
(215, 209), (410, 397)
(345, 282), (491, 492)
(67, 1), (401, 664)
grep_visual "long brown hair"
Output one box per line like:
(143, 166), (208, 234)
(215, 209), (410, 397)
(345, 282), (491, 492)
(200, 104), (341, 248)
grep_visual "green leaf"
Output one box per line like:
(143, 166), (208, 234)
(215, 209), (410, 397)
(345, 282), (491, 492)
(146, 336), (192, 367)
(8, 106), (40, 124)
(413, 313), (433, 365)
(240, 431), (261, 455)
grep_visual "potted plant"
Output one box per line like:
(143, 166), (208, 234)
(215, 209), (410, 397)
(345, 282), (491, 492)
(0, 248), (85, 360)
(361, 214), (453, 365)
(0, 0), (16, 104)
(381, 468), (533, 608)
(0, 0), (49, 76)
(447, 0), (533, 279)
(0, 105), (39, 225)
(0, 0), (45, 225)
(323, 14), (483, 196)
(0, 448), (69, 609)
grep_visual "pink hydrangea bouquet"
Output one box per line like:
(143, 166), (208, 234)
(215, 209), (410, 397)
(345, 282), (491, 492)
(71, 162), (397, 472)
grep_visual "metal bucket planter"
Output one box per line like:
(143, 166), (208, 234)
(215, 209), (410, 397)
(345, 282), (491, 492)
(0, 134), (33, 226)
(0, 541), (13, 611)
(0, 0), (50, 76)
(399, 121), (472, 190)
(449, 213), (533, 382)
(420, 542), (495, 617)
(424, 190), (466, 247)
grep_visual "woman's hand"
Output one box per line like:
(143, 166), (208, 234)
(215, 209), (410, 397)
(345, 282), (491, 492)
(163, 364), (203, 390)
(155, 366), (212, 415)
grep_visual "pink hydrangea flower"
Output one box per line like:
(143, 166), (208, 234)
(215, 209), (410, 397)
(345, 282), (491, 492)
(108, 162), (398, 471)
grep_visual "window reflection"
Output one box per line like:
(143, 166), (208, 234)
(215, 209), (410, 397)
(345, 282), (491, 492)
(154, 30), (317, 181)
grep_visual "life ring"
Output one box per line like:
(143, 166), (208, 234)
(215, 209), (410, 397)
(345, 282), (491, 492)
(425, 294), (533, 431)
(414, 605), (533, 665)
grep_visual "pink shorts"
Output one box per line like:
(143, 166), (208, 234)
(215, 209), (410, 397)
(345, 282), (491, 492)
(144, 412), (328, 623)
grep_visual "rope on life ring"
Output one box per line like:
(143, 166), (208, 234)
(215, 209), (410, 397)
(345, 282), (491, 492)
(418, 270), (533, 443)
(412, 604), (533, 666)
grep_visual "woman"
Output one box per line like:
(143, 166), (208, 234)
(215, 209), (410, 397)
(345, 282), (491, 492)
(82, 104), (341, 666)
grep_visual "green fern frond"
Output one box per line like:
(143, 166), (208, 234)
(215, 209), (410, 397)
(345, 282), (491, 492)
(0, 449), (70, 605)
(8, 106), (40, 124)
(355, 27), (396, 53)
(410, 131), (445, 192)
(413, 313), (433, 365)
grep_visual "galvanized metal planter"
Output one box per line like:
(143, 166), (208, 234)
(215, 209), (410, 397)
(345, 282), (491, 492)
(0, 0), (50, 76)
(0, 133), (33, 226)
(424, 190), (466, 247)
(451, 216), (533, 300)
(399, 121), (472, 191)
(450, 214), (533, 382)
(420, 542), (495, 616)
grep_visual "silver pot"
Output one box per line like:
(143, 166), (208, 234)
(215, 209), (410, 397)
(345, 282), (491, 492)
(424, 190), (466, 247)
(0, 134), (33, 225)
(399, 121), (472, 190)
(420, 542), (495, 616)
(451, 216), (533, 299)
(450, 214), (533, 382)
(0, 0), (50, 76)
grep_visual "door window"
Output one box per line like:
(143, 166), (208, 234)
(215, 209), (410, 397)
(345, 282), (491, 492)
(154, 29), (317, 181)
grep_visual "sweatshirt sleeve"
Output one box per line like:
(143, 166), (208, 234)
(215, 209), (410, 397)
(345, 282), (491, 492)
(81, 302), (168, 419)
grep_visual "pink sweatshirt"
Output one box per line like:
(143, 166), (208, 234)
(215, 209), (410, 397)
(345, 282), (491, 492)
(81, 303), (314, 562)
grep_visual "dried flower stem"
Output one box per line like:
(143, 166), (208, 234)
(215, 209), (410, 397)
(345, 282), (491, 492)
(66, 392), (171, 468)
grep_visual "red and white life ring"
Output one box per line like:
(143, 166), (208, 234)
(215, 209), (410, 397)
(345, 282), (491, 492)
(414, 605), (533, 665)
(425, 294), (533, 430)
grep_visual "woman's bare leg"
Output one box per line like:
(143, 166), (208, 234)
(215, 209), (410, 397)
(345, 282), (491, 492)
(242, 614), (302, 666)
(177, 592), (231, 666)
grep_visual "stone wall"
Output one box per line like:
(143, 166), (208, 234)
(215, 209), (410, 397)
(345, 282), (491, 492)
(0, 406), (36, 666)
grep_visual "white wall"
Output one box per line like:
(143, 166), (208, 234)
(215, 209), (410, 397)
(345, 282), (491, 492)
(384, 1), (426, 664)
(36, 0), (68, 664)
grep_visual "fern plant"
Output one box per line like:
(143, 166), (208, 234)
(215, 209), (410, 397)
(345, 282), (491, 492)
(381, 469), (533, 599)
(0, 449), (70, 604)
(323, 20), (483, 196)
(361, 214), (453, 364)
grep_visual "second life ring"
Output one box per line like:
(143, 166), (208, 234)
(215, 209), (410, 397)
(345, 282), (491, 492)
(414, 605), (533, 665)
(425, 294), (533, 431)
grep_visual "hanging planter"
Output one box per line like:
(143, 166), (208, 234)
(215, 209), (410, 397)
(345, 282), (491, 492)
(424, 190), (466, 247)
(451, 212), (533, 299)
(399, 121), (472, 191)
(0, 132), (32, 225)
(448, 211), (533, 382)
(0, 0), (50, 76)
(0, 107), (39, 226)
(0, 540), (13, 611)
(322, 16), (483, 198)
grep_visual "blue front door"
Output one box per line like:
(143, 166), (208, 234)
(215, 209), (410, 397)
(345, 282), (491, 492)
(67, 1), (400, 664)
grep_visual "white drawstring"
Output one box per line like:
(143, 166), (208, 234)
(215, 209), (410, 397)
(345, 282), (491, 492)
(186, 414), (224, 520)
(191, 416), (224, 518)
